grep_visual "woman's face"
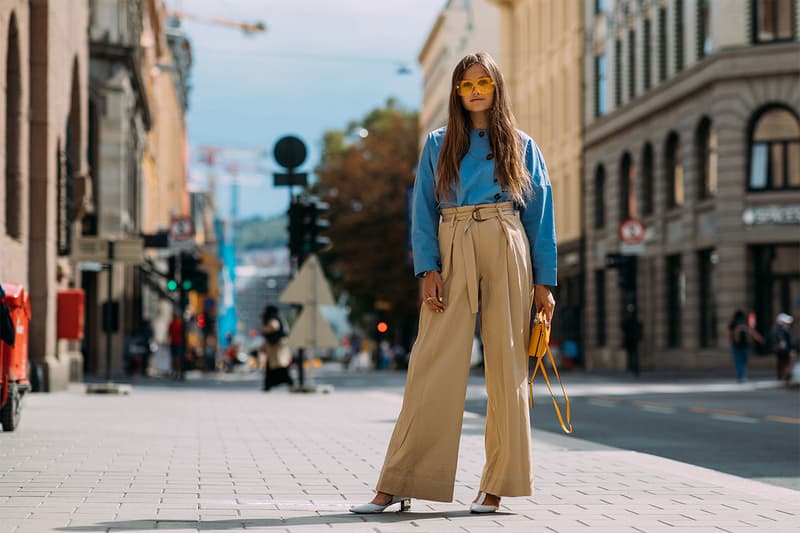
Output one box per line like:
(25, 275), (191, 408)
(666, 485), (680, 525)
(458, 64), (495, 115)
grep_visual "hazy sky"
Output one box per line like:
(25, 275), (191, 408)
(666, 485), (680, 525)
(164, 0), (445, 219)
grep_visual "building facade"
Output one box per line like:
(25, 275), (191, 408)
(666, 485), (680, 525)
(582, 0), (800, 370)
(418, 0), (501, 143)
(0, 0), (90, 390)
(490, 0), (586, 363)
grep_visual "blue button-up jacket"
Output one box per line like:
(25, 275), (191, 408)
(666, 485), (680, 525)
(411, 127), (558, 286)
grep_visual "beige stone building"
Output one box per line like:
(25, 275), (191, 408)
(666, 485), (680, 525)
(490, 0), (585, 356)
(0, 0), (90, 390)
(582, 0), (800, 370)
(418, 0), (501, 144)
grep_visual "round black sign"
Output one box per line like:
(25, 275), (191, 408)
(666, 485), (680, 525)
(274, 135), (307, 170)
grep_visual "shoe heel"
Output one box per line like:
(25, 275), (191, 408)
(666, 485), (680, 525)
(400, 498), (411, 512)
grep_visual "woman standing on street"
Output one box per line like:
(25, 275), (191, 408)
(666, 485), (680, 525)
(350, 51), (557, 514)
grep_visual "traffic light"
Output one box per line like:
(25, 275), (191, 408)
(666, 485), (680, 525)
(287, 195), (331, 266)
(167, 256), (178, 292)
(179, 252), (208, 294)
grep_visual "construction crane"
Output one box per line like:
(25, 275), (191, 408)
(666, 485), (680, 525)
(169, 11), (267, 36)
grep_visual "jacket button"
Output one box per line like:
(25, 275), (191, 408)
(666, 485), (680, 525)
(494, 193), (501, 200)
(486, 153), (494, 160)
(479, 131), (485, 137)
(493, 178), (498, 183)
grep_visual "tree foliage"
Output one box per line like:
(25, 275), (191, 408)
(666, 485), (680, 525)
(314, 98), (420, 339)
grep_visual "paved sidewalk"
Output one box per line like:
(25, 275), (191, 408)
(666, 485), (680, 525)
(0, 380), (797, 532)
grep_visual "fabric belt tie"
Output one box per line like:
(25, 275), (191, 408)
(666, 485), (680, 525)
(440, 202), (518, 315)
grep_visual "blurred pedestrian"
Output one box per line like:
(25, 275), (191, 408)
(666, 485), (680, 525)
(621, 305), (642, 377)
(168, 313), (185, 380)
(261, 305), (294, 391)
(204, 335), (217, 373)
(352, 51), (557, 514)
(771, 313), (794, 381)
(728, 309), (764, 382)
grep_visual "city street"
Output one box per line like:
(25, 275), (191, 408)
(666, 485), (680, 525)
(0, 366), (797, 532)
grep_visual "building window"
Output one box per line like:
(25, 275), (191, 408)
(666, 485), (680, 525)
(697, 0), (712, 59)
(614, 39), (622, 107)
(595, 0), (611, 14)
(4, 14), (21, 240)
(658, 6), (667, 82)
(595, 269), (607, 347)
(595, 53), (608, 117)
(628, 29), (636, 100)
(594, 164), (606, 229)
(696, 117), (718, 199)
(619, 152), (636, 221)
(753, 0), (795, 43)
(666, 254), (683, 348)
(698, 249), (717, 348)
(675, 0), (685, 72)
(641, 143), (654, 216)
(748, 105), (800, 190)
(643, 17), (652, 90)
(665, 132), (684, 208)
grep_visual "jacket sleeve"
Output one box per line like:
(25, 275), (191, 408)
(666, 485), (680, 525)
(411, 133), (441, 278)
(519, 138), (558, 286)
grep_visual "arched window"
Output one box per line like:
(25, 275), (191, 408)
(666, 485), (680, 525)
(749, 105), (800, 190)
(641, 143), (654, 216)
(4, 14), (22, 240)
(594, 164), (606, 229)
(753, 0), (796, 43)
(619, 152), (636, 221)
(665, 132), (684, 208)
(696, 117), (717, 199)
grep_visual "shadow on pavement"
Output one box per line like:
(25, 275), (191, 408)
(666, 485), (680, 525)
(56, 510), (511, 531)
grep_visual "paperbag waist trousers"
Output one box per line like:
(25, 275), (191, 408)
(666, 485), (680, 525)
(376, 201), (535, 502)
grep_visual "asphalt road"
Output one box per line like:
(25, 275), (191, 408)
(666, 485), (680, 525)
(465, 387), (800, 489)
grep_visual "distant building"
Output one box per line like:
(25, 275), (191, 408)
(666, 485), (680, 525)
(0, 0), (90, 390)
(418, 0), (501, 145)
(581, 0), (800, 369)
(490, 0), (586, 364)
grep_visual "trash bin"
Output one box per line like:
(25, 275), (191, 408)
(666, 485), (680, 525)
(0, 283), (31, 431)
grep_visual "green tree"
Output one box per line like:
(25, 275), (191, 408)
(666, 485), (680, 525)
(315, 98), (420, 343)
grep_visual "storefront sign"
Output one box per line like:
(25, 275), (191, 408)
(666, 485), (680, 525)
(743, 206), (800, 226)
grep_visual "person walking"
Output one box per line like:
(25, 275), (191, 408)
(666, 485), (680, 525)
(350, 51), (557, 515)
(261, 305), (294, 391)
(168, 313), (185, 381)
(772, 313), (794, 381)
(728, 310), (764, 382)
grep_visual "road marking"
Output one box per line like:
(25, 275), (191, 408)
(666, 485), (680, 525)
(633, 400), (674, 409)
(640, 405), (677, 414)
(689, 406), (747, 416)
(764, 415), (800, 425)
(710, 414), (760, 424)
(589, 399), (619, 408)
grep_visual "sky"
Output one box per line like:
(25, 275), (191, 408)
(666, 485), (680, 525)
(164, 0), (445, 219)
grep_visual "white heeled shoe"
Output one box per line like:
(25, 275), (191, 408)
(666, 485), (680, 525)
(470, 491), (499, 513)
(349, 495), (411, 514)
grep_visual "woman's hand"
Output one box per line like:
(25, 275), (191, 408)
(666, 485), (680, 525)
(534, 284), (556, 326)
(422, 271), (445, 313)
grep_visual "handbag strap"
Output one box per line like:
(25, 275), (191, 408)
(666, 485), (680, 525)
(528, 343), (573, 434)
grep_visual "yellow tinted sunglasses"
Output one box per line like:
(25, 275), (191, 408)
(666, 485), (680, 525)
(456, 77), (495, 97)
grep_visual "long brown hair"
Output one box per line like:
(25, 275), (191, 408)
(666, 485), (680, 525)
(435, 51), (531, 205)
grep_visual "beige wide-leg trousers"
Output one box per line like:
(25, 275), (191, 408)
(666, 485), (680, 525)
(376, 201), (535, 502)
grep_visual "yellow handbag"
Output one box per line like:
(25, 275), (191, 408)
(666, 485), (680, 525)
(528, 311), (573, 434)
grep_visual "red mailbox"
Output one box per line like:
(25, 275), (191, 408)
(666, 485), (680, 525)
(57, 289), (85, 340)
(1, 283), (31, 431)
